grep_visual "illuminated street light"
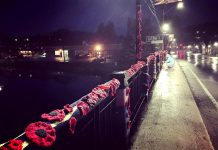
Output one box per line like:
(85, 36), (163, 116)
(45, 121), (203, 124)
(162, 23), (170, 33)
(95, 44), (102, 58)
(95, 44), (102, 52)
(177, 2), (184, 9)
(213, 42), (218, 47)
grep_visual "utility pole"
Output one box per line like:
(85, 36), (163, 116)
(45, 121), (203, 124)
(136, 0), (143, 61)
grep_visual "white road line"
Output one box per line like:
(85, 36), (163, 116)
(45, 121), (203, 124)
(187, 67), (218, 110)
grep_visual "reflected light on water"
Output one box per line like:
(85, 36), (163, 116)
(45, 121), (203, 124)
(0, 86), (3, 92)
(55, 57), (70, 62)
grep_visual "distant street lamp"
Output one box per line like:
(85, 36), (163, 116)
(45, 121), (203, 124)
(213, 42), (218, 47)
(162, 23), (170, 33)
(95, 44), (102, 52)
(95, 44), (102, 58)
(177, 2), (184, 9)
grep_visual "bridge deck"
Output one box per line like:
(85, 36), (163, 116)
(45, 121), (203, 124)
(131, 61), (214, 150)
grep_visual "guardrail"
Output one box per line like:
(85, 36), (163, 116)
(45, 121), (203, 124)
(0, 50), (167, 150)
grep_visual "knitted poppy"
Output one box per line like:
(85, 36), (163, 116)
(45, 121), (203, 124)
(126, 68), (135, 77)
(25, 121), (56, 147)
(41, 109), (65, 122)
(87, 92), (99, 102)
(92, 87), (108, 99)
(64, 104), (73, 113)
(84, 93), (100, 107)
(77, 101), (90, 116)
(69, 117), (77, 134)
(8, 139), (23, 150)
(0, 147), (9, 150)
(102, 79), (120, 96)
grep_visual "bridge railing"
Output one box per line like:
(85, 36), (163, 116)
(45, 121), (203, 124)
(0, 50), (167, 150)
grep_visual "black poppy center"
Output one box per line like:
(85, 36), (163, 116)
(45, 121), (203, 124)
(35, 129), (47, 138)
(13, 142), (19, 146)
(49, 111), (58, 116)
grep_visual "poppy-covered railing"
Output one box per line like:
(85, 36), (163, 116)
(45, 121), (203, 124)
(111, 50), (167, 149)
(0, 50), (167, 150)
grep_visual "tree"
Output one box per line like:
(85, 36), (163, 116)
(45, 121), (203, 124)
(95, 21), (118, 43)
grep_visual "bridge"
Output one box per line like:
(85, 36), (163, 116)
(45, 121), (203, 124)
(1, 51), (216, 150)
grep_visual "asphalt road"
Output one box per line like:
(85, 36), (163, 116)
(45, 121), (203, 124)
(178, 57), (218, 150)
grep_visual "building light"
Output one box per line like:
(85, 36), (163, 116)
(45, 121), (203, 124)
(187, 45), (192, 49)
(214, 42), (218, 47)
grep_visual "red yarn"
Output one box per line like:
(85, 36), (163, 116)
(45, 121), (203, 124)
(25, 121), (56, 147)
(69, 117), (77, 134)
(77, 101), (90, 116)
(87, 92), (99, 102)
(41, 109), (65, 122)
(64, 104), (73, 113)
(0, 147), (9, 150)
(92, 87), (108, 99)
(8, 139), (23, 150)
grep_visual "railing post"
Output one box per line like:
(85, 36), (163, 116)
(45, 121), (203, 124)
(111, 71), (130, 149)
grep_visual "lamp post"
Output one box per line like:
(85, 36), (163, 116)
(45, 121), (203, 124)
(136, 0), (143, 61)
(95, 44), (102, 59)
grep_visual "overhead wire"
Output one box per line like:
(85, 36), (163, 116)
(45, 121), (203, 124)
(143, 0), (161, 30)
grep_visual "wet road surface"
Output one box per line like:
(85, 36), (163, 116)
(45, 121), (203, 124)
(179, 55), (218, 149)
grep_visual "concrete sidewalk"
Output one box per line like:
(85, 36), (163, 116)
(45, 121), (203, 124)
(131, 61), (214, 150)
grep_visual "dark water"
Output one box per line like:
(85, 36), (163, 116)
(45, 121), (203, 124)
(0, 71), (105, 142)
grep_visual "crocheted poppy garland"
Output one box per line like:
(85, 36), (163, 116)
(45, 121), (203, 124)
(41, 109), (65, 122)
(69, 117), (77, 134)
(126, 61), (145, 78)
(0, 78), (122, 149)
(0, 147), (9, 150)
(92, 87), (108, 99)
(64, 104), (73, 113)
(77, 101), (90, 116)
(25, 121), (56, 147)
(0, 139), (23, 150)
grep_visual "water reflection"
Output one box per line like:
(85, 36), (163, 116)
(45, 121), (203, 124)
(0, 85), (3, 92)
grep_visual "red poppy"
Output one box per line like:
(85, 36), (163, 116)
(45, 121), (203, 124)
(69, 117), (77, 134)
(64, 104), (73, 113)
(0, 147), (9, 150)
(25, 121), (56, 147)
(41, 109), (65, 122)
(100, 79), (120, 96)
(77, 101), (90, 116)
(126, 68), (135, 77)
(84, 93), (100, 107)
(87, 92), (99, 102)
(92, 87), (108, 99)
(8, 139), (23, 150)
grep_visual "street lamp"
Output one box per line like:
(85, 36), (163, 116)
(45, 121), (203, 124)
(162, 23), (170, 33)
(177, 2), (184, 10)
(95, 44), (102, 58)
(213, 42), (218, 47)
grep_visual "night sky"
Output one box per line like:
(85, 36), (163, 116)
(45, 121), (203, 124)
(0, 0), (218, 36)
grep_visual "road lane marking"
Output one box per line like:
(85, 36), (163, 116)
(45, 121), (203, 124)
(187, 68), (218, 110)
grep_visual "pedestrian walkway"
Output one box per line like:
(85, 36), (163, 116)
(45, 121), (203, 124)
(131, 61), (214, 150)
